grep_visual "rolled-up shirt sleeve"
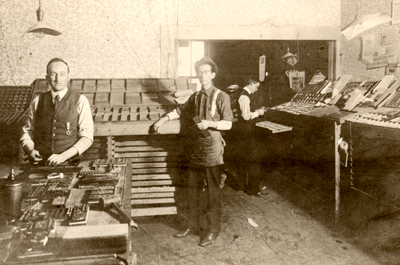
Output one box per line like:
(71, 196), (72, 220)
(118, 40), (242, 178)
(238, 95), (259, 121)
(165, 90), (233, 130)
(216, 92), (233, 130)
(73, 94), (94, 154)
(20, 96), (40, 153)
(166, 109), (180, 120)
(216, 120), (232, 130)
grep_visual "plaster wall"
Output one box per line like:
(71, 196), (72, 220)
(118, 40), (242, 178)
(177, 0), (339, 27)
(340, 0), (400, 81)
(0, 0), (340, 86)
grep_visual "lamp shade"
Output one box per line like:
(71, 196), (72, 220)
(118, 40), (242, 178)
(282, 51), (298, 66)
(27, 22), (61, 37)
(25, 2), (61, 38)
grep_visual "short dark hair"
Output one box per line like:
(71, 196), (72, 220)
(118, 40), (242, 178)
(47, 58), (69, 73)
(245, 76), (259, 85)
(194, 57), (218, 74)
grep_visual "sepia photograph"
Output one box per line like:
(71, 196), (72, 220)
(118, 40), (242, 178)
(0, 0), (400, 264)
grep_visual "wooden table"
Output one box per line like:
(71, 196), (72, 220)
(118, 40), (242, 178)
(0, 159), (136, 265)
(263, 106), (352, 227)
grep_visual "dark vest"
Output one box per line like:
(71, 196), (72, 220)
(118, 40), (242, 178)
(237, 89), (252, 123)
(34, 89), (80, 158)
(235, 88), (260, 143)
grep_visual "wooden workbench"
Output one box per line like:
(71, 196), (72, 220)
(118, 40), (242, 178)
(0, 159), (136, 265)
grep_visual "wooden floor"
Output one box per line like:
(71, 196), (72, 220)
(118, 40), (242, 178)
(131, 181), (380, 265)
(1, 158), (397, 265)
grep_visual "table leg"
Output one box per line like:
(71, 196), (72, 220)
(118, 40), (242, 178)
(334, 122), (341, 227)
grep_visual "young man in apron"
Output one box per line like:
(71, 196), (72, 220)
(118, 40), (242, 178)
(152, 57), (233, 247)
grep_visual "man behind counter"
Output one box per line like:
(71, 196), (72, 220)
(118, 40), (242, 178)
(20, 58), (93, 166)
(236, 76), (266, 196)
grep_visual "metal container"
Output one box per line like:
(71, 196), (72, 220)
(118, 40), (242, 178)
(2, 170), (23, 219)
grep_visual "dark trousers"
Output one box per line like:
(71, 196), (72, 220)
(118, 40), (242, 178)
(236, 122), (260, 192)
(237, 159), (260, 192)
(187, 165), (221, 233)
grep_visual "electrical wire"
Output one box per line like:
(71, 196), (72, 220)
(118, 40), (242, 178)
(296, 34), (300, 63)
(162, 0), (177, 78)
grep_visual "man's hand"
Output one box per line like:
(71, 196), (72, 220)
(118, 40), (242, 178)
(197, 120), (217, 130)
(255, 107), (266, 116)
(152, 116), (169, 133)
(47, 153), (69, 166)
(28, 150), (43, 164)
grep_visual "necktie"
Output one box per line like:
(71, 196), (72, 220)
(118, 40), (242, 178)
(197, 89), (208, 119)
(54, 95), (60, 110)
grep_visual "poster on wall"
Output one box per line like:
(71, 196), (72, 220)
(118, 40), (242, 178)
(285, 70), (305, 92)
(361, 33), (375, 64)
(363, 30), (400, 69)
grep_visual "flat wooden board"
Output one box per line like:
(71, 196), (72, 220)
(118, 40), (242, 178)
(131, 206), (177, 217)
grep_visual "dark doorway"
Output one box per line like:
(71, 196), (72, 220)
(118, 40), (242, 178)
(207, 40), (329, 108)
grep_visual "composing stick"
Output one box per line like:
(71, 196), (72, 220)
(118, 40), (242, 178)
(192, 116), (211, 137)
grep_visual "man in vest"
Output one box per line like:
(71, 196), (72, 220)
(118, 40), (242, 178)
(152, 57), (233, 247)
(21, 58), (93, 166)
(236, 76), (266, 196)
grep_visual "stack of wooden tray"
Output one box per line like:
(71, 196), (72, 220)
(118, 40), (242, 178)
(114, 135), (185, 217)
(0, 86), (34, 125)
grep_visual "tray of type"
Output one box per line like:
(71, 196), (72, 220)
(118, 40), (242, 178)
(27, 180), (71, 203)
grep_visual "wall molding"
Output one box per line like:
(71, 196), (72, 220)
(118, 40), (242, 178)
(161, 25), (341, 79)
(175, 26), (341, 40)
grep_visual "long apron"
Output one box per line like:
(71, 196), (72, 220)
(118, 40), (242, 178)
(188, 130), (225, 167)
(186, 130), (225, 232)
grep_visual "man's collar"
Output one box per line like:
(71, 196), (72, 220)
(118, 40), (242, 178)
(244, 86), (252, 94)
(51, 87), (68, 99)
(201, 85), (215, 97)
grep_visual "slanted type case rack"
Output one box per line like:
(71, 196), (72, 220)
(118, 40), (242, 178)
(31, 78), (193, 218)
(32, 78), (191, 133)
(0, 86), (35, 125)
(262, 74), (400, 227)
(0, 85), (39, 162)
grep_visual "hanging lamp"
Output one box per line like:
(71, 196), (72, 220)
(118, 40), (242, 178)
(25, 0), (61, 38)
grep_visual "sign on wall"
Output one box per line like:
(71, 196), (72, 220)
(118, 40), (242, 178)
(362, 30), (400, 69)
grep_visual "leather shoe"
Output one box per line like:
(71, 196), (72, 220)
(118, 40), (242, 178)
(173, 228), (192, 238)
(199, 232), (219, 247)
(245, 188), (261, 197)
